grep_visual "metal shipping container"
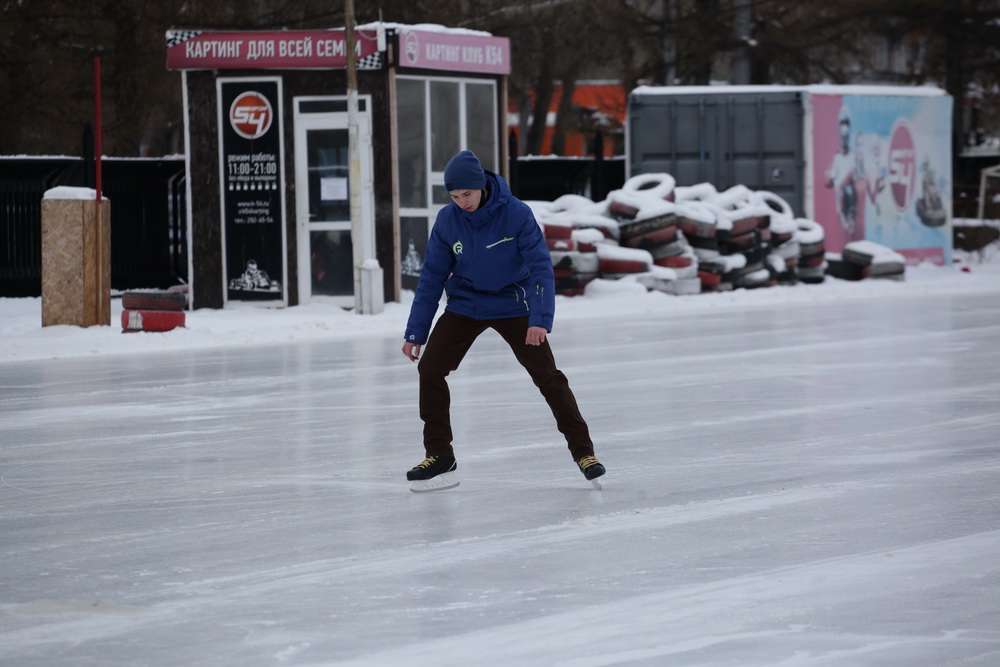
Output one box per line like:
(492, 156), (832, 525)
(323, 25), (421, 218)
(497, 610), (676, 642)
(627, 88), (804, 214)
(627, 85), (953, 264)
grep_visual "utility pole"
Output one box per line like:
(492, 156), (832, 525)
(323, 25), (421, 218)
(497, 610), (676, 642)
(345, 0), (383, 314)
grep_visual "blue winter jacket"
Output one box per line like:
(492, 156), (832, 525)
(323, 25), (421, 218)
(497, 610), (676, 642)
(404, 170), (555, 345)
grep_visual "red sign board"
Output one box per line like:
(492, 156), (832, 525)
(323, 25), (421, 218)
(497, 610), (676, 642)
(398, 28), (510, 75)
(888, 119), (916, 214)
(166, 29), (381, 70)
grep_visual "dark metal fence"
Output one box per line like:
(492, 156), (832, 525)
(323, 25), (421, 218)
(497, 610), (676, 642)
(0, 157), (187, 297)
(2, 152), (624, 299)
(507, 129), (627, 203)
(508, 155), (626, 203)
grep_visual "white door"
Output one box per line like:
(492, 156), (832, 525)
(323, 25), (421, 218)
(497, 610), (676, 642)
(293, 99), (373, 307)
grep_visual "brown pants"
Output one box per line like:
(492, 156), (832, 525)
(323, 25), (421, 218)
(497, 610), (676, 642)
(418, 311), (594, 461)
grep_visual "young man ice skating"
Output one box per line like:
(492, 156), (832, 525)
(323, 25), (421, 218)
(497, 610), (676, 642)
(401, 150), (605, 492)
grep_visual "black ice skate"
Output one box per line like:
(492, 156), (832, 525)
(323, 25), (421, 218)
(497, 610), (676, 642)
(577, 456), (606, 489)
(406, 456), (459, 493)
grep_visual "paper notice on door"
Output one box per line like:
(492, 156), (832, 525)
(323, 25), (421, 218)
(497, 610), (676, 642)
(320, 177), (348, 201)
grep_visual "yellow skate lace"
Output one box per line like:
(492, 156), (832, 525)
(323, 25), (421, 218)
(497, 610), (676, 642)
(414, 457), (437, 469)
(577, 456), (600, 469)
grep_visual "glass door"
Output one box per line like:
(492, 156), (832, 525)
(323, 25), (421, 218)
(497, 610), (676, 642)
(293, 100), (372, 306)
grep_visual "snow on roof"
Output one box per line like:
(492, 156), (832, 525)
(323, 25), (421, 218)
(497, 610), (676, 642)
(631, 84), (947, 98)
(359, 22), (493, 37)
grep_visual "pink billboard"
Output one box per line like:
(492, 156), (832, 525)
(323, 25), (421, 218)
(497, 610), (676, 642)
(811, 92), (952, 264)
(166, 29), (382, 71)
(397, 28), (511, 75)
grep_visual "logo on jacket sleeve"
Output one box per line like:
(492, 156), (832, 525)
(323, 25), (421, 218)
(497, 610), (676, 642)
(452, 240), (464, 255)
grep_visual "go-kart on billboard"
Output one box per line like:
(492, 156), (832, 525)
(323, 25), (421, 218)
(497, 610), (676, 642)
(218, 78), (287, 305)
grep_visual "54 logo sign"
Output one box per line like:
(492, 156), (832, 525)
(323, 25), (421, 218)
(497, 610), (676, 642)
(888, 119), (916, 214)
(229, 91), (273, 140)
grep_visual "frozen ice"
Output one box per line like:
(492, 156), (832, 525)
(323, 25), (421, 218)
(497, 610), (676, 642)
(1, 259), (999, 665)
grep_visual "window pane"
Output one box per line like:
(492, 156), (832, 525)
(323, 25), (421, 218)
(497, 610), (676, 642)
(466, 82), (497, 171)
(430, 80), (460, 172)
(400, 216), (430, 292)
(310, 230), (353, 296)
(307, 129), (349, 222)
(396, 79), (427, 208)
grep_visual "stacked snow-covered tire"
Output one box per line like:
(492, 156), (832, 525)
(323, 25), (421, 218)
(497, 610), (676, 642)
(529, 195), (619, 296)
(121, 287), (187, 333)
(611, 175), (701, 295)
(710, 186), (773, 290)
(528, 172), (906, 297)
(792, 218), (827, 284)
(759, 192), (801, 285)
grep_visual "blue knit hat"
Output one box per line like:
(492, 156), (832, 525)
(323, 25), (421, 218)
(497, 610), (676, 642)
(444, 150), (486, 191)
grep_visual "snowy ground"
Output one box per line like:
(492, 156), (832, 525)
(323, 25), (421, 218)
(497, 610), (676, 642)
(1, 257), (998, 365)
(2, 259), (999, 665)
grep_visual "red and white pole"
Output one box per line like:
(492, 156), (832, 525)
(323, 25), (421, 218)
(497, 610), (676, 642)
(94, 56), (102, 202)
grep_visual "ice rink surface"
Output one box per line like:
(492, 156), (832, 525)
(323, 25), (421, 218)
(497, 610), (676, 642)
(2, 290), (999, 666)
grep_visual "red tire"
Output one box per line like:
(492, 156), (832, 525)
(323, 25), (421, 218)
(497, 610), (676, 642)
(729, 215), (766, 236)
(121, 309), (186, 333)
(798, 251), (826, 269)
(655, 254), (694, 269)
(678, 217), (717, 238)
(621, 224), (679, 249)
(608, 199), (639, 220)
(543, 223), (573, 240)
(723, 230), (759, 251)
(698, 271), (722, 287)
(599, 258), (649, 274)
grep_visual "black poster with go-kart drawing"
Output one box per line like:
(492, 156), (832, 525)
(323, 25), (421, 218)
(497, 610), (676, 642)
(219, 78), (286, 304)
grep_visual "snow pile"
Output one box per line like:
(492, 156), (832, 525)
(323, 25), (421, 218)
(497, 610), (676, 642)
(2, 256), (998, 364)
(530, 173), (852, 296)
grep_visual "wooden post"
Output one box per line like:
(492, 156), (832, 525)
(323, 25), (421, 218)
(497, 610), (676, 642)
(41, 190), (111, 327)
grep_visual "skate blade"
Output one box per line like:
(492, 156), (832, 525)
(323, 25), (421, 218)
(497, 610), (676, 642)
(409, 471), (460, 493)
(590, 478), (603, 490)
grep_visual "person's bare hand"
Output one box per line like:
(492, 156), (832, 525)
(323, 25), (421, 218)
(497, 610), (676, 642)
(525, 326), (547, 346)
(402, 342), (421, 361)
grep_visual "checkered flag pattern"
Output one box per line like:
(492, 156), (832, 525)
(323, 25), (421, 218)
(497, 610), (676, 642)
(167, 30), (202, 48)
(356, 53), (383, 70)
